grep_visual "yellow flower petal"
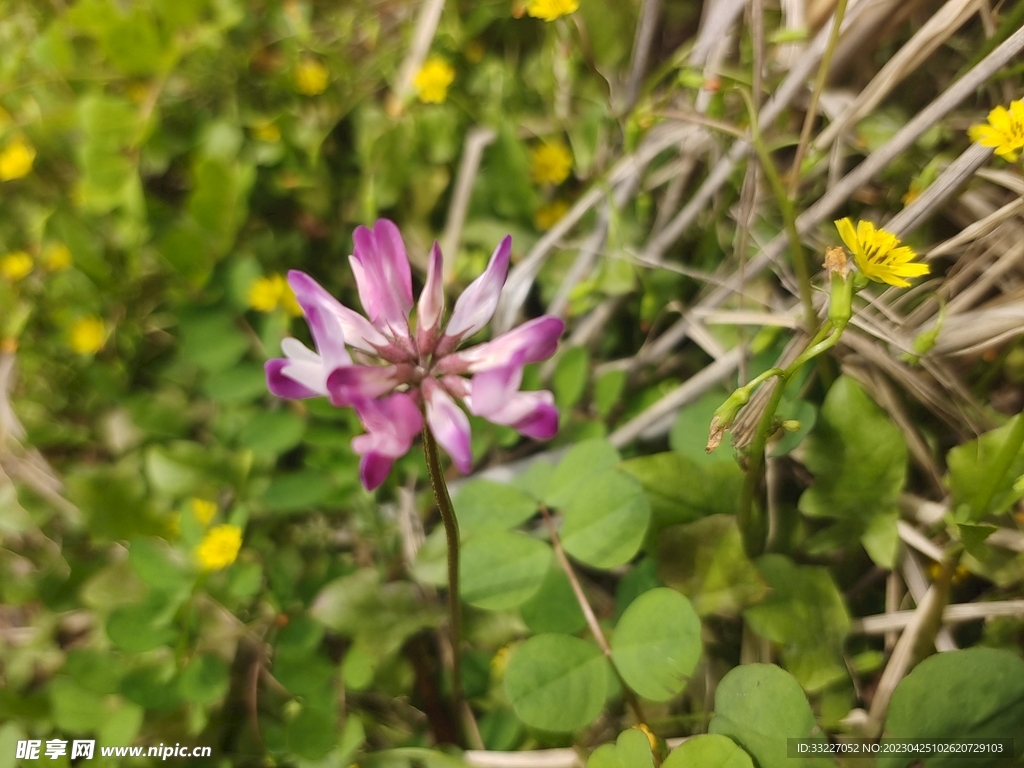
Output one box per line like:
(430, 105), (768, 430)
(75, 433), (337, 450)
(195, 524), (242, 571)
(969, 100), (1024, 163)
(190, 498), (218, 525)
(70, 317), (106, 355)
(0, 138), (35, 182)
(526, 0), (580, 21)
(0, 251), (34, 281)
(249, 274), (285, 312)
(414, 57), (455, 104)
(43, 243), (73, 272)
(834, 217), (858, 253)
(833, 219), (927, 289)
(295, 58), (329, 96)
(530, 141), (573, 185)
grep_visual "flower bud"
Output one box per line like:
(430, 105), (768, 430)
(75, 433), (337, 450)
(824, 247), (854, 331)
(707, 387), (751, 453)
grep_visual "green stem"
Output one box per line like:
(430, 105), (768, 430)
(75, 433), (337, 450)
(737, 323), (843, 555)
(421, 426), (465, 738)
(974, 412), (1024, 517)
(740, 89), (816, 334)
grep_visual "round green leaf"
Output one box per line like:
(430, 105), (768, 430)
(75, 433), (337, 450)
(505, 634), (610, 732)
(561, 470), (650, 569)
(287, 708), (337, 760)
(881, 648), (1024, 768)
(519, 566), (588, 635)
(611, 588), (701, 701)
(461, 531), (552, 610)
(663, 734), (754, 768)
(588, 728), (655, 768)
(453, 479), (539, 538)
(708, 664), (830, 768)
(238, 410), (306, 457)
(177, 653), (230, 706)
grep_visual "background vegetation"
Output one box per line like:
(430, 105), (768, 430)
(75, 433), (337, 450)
(1, 0), (1023, 766)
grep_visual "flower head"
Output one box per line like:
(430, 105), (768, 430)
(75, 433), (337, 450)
(414, 57), (455, 104)
(0, 138), (35, 181)
(526, 0), (579, 22)
(968, 100), (1024, 162)
(266, 219), (564, 490)
(190, 498), (217, 525)
(295, 58), (329, 95)
(196, 524), (242, 570)
(249, 274), (303, 316)
(0, 251), (33, 282)
(530, 142), (573, 185)
(70, 317), (106, 355)
(42, 243), (72, 272)
(834, 218), (929, 289)
(534, 200), (570, 231)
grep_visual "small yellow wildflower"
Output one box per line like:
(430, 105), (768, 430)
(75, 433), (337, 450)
(70, 317), (106, 355)
(530, 142), (573, 185)
(968, 100), (1024, 162)
(0, 251), (33, 281)
(834, 218), (929, 289)
(526, 0), (579, 22)
(253, 121), (281, 143)
(0, 138), (35, 182)
(414, 57), (455, 104)
(42, 243), (73, 272)
(534, 200), (570, 231)
(195, 524), (243, 571)
(295, 58), (329, 96)
(248, 274), (303, 315)
(190, 498), (217, 525)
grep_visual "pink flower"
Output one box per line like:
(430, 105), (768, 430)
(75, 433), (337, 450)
(266, 219), (564, 490)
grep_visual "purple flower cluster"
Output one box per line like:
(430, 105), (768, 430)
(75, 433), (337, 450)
(266, 219), (564, 489)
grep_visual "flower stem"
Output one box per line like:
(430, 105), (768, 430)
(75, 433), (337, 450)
(540, 506), (650, 731)
(421, 426), (469, 744)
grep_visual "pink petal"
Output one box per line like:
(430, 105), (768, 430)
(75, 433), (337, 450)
(359, 452), (394, 491)
(436, 315), (565, 374)
(416, 242), (445, 355)
(437, 235), (511, 352)
(326, 364), (403, 406)
(302, 302), (351, 373)
(265, 359), (321, 399)
(506, 394), (558, 439)
(351, 220), (413, 336)
(352, 392), (423, 457)
(423, 378), (473, 474)
(467, 359), (559, 440)
(468, 358), (523, 415)
(288, 270), (387, 354)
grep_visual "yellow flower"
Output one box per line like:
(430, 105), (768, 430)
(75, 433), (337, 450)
(190, 498), (217, 525)
(295, 58), (329, 96)
(70, 317), (106, 355)
(530, 142), (573, 185)
(526, 0), (579, 21)
(0, 251), (33, 281)
(0, 138), (35, 181)
(42, 243), (73, 272)
(534, 200), (570, 230)
(414, 57), (455, 104)
(968, 100), (1024, 162)
(195, 524), (242, 571)
(248, 274), (302, 315)
(253, 121), (281, 143)
(834, 218), (929, 289)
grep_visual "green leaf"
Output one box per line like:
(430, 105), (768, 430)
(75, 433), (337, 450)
(588, 729), (655, 768)
(655, 515), (768, 616)
(120, 662), (181, 710)
(946, 415), (1024, 519)
(561, 470), (650, 569)
(663, 735), (755, 768)
(620, 452), (743, 531)
(743, 555), (850, 692)
(238, 410), (306, 458)
(106, 594), (178, 653)
(553, 346), (590, 411)
(262, 469), (335, 513)
(881, 648), (1024, 768)
(102, 9), (164, 75)
(544, 439), (621, 508)
(861, 510), (899, 569)
(505, 634), (611, 732)
(594, 369), (626, 417)
(461, 530), (552, 610)
(63, 649), (125, 695)
(453, 479), (539, 538)
(129, 537), (190, 594)
(519, 566), (588, 635)
(49, 677), (109, 733)
(177, 654), (230, 706)
(287, 707), (337, 760)
(798, 376), (907, 527)
(178, 311), (250, 373)
(709, 664), (834, 768)
(611, 588), (701, 701)
(669, 390), (730, 464)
